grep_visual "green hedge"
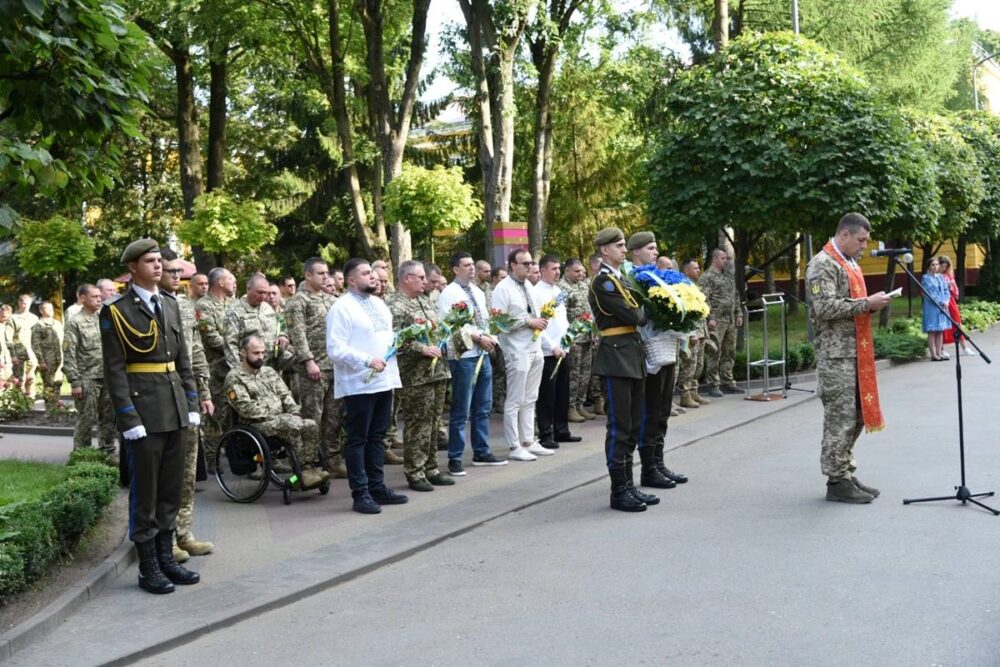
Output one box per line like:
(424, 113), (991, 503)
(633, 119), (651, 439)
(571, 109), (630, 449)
(960, 299), (1000, 332)
(0, 456), (118, 602)
(873, 318), (929, 362)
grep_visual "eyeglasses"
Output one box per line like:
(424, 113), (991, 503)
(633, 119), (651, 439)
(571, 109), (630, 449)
(514, 261), (535, 267)
(164, 269), (183, 276)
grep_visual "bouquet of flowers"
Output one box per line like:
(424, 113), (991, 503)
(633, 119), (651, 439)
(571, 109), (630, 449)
(630, 264), (710, 333)
(364, 321), (429, 383)
(549, 317), (597, 380)
(487, 308), (518, 335)
(437, 302), (476, 365)
(534, 292), (568, 341)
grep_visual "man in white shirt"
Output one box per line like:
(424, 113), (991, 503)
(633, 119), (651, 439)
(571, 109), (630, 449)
(439, 251), (508, 476)
(534, 255), (580, 449)
(491, 249), (552, 462)
(326, 258), (409, 514)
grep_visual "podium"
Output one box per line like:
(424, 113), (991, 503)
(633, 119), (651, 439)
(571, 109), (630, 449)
(743, 293), (787, 401)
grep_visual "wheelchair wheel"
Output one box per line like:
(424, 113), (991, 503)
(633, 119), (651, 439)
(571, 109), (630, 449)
(215, 426), (270, 503)
(318, 480), (331, 495)
(282, 486), (292, 505)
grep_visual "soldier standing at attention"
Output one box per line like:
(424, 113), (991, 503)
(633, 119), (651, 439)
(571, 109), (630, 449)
(559, 258), (595, 423)
(387, 260), (455, 492)
(589, 228), (657, 512)
(699, 248), (744, 397)
(284, 258), (347, 478)
(100, 239), (200, 594)
(13, 294), (38, 397)
(32, 302), (64, 410)
(806, 213), (891, 504)
(158, 248), (215, 562)
(63, 285), (117, 460)
(196, 267), (236, 464)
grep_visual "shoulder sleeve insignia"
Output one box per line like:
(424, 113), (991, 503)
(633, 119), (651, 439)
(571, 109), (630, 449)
(810, 281), (821, 295)
(101, 318), (111, 330)
(227, 388), (237, 401)
(602, 280), (616, 292)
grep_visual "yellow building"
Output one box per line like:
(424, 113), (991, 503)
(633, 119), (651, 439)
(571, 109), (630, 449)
(974, 44), (1000, 114)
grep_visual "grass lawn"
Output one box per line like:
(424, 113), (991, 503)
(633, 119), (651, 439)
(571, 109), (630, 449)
(0, 460), (68, 506)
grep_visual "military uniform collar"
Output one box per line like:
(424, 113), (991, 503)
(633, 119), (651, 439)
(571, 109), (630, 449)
(600, 262), (622, 279)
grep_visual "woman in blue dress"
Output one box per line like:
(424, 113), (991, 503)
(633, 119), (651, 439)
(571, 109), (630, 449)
(921, 258), (951, 361)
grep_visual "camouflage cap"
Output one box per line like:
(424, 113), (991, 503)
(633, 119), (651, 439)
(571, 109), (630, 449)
(121, 239), (160, 264)
(626, 231), (656, 251)
(594, 227), (625, 249)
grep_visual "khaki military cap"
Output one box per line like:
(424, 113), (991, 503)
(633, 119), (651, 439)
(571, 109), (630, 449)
(626, 231), (656, 251)
(594, 227), (625, 248)
(121, 239), (160, 264)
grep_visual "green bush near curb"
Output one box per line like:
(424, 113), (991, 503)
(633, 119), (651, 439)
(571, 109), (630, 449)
(0, 456), (118, 602)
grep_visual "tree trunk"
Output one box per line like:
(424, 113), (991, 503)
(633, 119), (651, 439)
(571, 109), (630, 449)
(787, 242), (800, 316)
(173, 46), (212, 270)
(206, 51), (228, 192)
(714, 0), (729, 50)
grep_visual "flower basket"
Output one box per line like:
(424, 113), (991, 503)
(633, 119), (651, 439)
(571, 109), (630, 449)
(639, 322), (681, 369)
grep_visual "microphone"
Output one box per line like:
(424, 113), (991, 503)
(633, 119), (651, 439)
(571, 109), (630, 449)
(744, 265), (764, 275)
(870, 247), (912, 257)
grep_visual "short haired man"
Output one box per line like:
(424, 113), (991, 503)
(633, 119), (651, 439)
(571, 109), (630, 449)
(807, 213), (890, 503)
(279, 276), (297, 300)
(266, 282), (283, 313)
(65, 285), (88, 321)
(475, 260), (493, 308)
(12, 294), (38, 396)
(223, 273), (291, 371)
(424, 263), (444, 304)
(656, 254), (674, 271)
(373, 266), (390, 298)
(196, 267), (237, 464)
(699, 248), (744, 397)
(326, 258), (409, 514)
(492, 248), (552, 461)
(97, 278), (119, 304)
(492, 267), (507, 286)
(188, 273), (209, 300)
(32, 302), (63, 411)
(331, 269), (345, 296)
(534, 255), (579, 449)
(676, 258), (711, 409)
(527, 261), (541, 285)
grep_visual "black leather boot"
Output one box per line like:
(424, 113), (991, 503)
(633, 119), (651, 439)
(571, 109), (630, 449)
(626, 459), (660, 505)
(639, 446), (676, 489)
(609, 468), (646, 512)
(155, 531), (200, 585)
(654, 444), (687, 484)
(137, 539), (174, 594)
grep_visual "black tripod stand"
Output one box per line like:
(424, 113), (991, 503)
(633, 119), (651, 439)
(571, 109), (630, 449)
(893, 258), (998, 515)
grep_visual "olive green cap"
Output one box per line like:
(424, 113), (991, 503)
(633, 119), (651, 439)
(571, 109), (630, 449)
(594, 227), (625, 248)
(121, 239), (160, 264)
(626, 231), (656, 251)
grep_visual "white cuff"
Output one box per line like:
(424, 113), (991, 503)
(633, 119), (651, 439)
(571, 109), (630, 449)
(188, 412), (201, 427)
(123, 425), (147, 441)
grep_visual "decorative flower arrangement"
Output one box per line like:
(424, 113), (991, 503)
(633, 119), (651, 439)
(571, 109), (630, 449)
(630, 264), (710, 333)
(534, 292), (567, 341)
(364, 321), (429, 383)
(487, 308), (518, 335)
(549, 317), (598, 379)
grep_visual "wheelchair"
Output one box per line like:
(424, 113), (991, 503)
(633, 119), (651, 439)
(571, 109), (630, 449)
(214, 423), (331, 505)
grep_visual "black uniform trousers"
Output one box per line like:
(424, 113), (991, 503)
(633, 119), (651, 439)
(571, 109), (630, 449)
(537, 354), (570, 441)
(640, 364), (675, 450)
(602, 375), (644, 478)
(128, 429), (186, 543)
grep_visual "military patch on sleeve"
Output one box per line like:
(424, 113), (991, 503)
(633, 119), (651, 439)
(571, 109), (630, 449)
(810, 281), (821, 295)
(101, 318), (111, 330)
(602, 279), (616, 292)
(227, 388), (237, 401)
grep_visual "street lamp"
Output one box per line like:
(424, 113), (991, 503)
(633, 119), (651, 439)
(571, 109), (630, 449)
(972, 45), (1000, 111)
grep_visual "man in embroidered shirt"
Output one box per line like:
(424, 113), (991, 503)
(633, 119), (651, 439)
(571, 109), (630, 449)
(534, 254), (579, 450)
(806, 213), (891, 504)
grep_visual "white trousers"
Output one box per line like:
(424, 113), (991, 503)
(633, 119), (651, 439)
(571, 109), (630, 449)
(502, 346), (544, 448)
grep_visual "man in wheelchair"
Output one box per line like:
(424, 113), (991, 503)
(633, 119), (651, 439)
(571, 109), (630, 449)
(224, 335), (331, 490)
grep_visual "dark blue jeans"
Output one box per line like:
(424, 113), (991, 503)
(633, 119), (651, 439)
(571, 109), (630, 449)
(448, 355), (493, 461)
(343, 390), (392, 494)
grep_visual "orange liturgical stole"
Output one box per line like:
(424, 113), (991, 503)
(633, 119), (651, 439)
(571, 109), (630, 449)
(823, 241), (885, 432)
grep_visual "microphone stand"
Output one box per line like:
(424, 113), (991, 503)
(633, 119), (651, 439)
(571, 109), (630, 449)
(891, 256), (998, 515)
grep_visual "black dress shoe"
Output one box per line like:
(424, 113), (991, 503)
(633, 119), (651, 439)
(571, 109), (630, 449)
(660, 466), (688, 484)
(610, 486), (647, 512)
(352, 492), (382, 514)
(371, 486), (409, 505)
(540, 439), (560, 450)
(554, 433), (582, 443)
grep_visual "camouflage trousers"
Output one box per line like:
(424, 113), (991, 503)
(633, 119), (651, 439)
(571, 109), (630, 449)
(255, 414), (320, 468)
(39, 366), (62, 411)
(297, 373), (343, 467)
(176, 424), (200, 541)
(568, 341), (593, 410)
(491, 346), (506, 413)
(704, 320), (737, 387)
(676, 336), (705, 393)
(400, 379), (447, 481)
(73, 379), (115, 452)
(203, 388), (230, 467)
(817, 358), (863, 479)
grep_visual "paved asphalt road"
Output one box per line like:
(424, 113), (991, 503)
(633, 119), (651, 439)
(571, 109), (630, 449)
(133, 346), (1000, 667)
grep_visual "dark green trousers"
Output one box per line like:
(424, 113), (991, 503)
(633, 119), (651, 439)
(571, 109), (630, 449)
(127, 429), (186, 543)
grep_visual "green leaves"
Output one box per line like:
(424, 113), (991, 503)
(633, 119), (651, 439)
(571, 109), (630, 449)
(177, 190), (277, 257)
(383, 165), (482, 241)
(15, 215), (96, 276)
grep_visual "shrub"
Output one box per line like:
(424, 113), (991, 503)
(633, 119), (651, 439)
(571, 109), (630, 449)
(1, 502), (58, 581)
(960, 299), (1000, 332)
(0, 541), (26, 601)
(67, 448), (111, 468)
(46, 476), (113, 549)
(874, 318), (927, 361)
(794, 342), (815, 369)
(0, 385), (32, 421)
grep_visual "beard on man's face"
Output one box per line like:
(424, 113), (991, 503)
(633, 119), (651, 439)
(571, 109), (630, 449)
(247, 357), (265, 369)
(362, 283), (378, 294)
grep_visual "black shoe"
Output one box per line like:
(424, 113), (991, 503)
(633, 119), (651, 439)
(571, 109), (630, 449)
(640, 467), (677, 489)
(371, 486), (409, 505)
(610, 486), (647, 512)
(136, 540), (174, 594)
(540, 439), (560, 450)
(706, 386), (724, 398)
(154, 532), (199, 586)
(427, 473), (456, 486)
(408, 477), (434, 492)
(353, 492), (382, 514)
(471, 453), (507, 466)
(851, 476), (880, 498)
(721, 384), (744, 394)
(659, 465), (688, 484)
(629, 482), (660, 505)
(554, 433), (582, 443)
(448, 459), (467, 476)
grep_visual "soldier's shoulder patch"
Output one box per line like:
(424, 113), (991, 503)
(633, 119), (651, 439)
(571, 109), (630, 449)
(227, 388), (237, 401)
(100, 318), (111, 330)
(602, 279), (616, 292)
(810, 281), (821, 295)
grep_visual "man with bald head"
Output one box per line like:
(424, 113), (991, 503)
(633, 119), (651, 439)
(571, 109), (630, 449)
(223, 273), (292, 371)
(188, 273), (209, 300)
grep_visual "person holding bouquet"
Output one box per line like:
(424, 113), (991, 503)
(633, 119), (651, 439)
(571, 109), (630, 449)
(535, 255), (580, 450)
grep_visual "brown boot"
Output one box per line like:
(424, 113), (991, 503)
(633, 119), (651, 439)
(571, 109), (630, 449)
(591, 397), (606, 416)
(579, 407), (596, 420)
(694, 393), (711, 405)
(326, 459), (348, 478)
(301, 467), (331, 489)
(679, 392), (700, 409)
(172, 544), (190, 563)
(177, 534), (214, 557)
(384, 449), (404, 465)
(567, 406), (586, 423)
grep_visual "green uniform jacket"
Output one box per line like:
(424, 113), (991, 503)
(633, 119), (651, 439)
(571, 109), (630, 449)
(224, 365), (297, 421)
(588, 265), (646, 380)
(99, 287), (198, 434)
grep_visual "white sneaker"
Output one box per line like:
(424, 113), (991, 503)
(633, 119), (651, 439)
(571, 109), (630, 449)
(940, 351), (950, 359)
(508, 446), (537, 462)
(526, 442), (555, 456)
(963, 348), (977, 356)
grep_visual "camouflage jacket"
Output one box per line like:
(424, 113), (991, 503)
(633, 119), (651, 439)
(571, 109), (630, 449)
(223, 297), (292, 370)
(284, 288), (335, 372)
(386, 291), (451, 387)
(2, 318), (26, 360)
(31, 318), (63, 369)
(476, 280), (494, 310)
(62, 312), (104, 385)
(195, 294), (232, 389)
(806, 249), (869, 361)
(224, 364), (298, 422)
(698, 267), (739, 322)
(173, 292), (211, 401)
(559, 277), (593, 343)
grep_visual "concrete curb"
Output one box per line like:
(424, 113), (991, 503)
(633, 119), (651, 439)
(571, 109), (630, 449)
(0, 424), (74, 437)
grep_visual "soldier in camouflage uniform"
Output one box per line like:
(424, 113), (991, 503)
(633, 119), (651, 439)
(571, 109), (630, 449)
(387, 261), (454, 492)
(159, 249), (215, 561)
(196, 268), (236, 463)
(0, 305), (27, 390)
(62, 285), (116, 456)
(13, 295), (39, 396)
(699, 248), (744, 396)
(224, 273), (293, 372)
(807, 214), (891, 504)
(284, 258), (346, 478)
(559, 258), (595, 422)
(225, 335), (330, 490)
(31, 302), (63, 410)
(677, 258), (711, 408)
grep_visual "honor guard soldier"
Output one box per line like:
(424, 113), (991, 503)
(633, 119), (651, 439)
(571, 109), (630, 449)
(588, 227), (659, 512)
(100, 239), (202, 594)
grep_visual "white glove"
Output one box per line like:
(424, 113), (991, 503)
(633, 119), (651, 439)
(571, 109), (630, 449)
(122, 425), (147, 441)
(187, 412), (201, 427)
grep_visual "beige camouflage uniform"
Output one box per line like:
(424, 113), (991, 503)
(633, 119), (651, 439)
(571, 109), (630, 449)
(62, 312), (115, 453)
(2, 318), (27, 386)
(284, 287), (344, 470)
(559, 276), (593, 413)
(196, 294), (233, 459)
(223, 297), (293, 371)
(31, 317), (63, 409)
(224, 364), (320, 468)
(807, 250), (868, 480)
(699, 266), (739, 388)
(387, 291), (451, 483)
(12, 311), (38, 395)
(676, 319), (708, 395)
